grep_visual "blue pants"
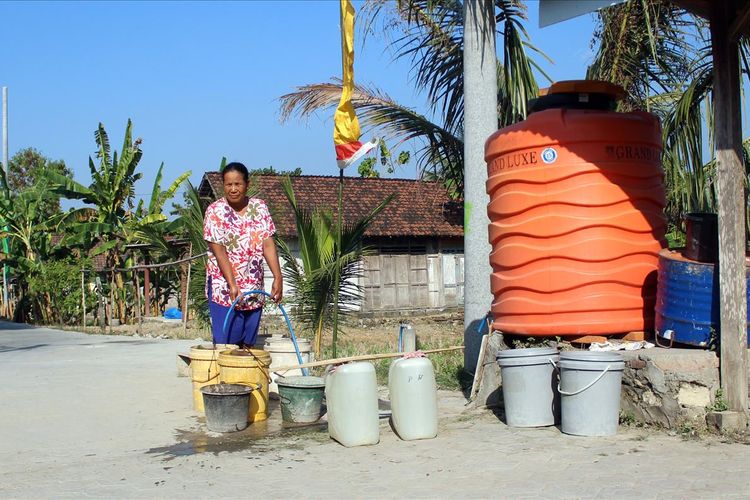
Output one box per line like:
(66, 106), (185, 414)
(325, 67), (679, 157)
(209, 300), (262, 346)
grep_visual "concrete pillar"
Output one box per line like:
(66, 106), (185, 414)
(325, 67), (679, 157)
(462, 0), (497, 373)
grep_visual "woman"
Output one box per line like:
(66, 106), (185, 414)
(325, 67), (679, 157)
(203, 162), (282, 347)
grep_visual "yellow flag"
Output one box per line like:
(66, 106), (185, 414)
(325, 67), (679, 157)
(334, 0), (376, 169)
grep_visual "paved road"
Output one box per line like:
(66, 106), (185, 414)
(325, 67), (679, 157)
(1, 324), (749, 499)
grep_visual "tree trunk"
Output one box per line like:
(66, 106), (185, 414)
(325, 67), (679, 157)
(143, 253), (151, 317)
(114, 271), (126, 323)
(314, 315), (325, 358)
(107, 247), (127, 324)
(44, 291), (54, 324)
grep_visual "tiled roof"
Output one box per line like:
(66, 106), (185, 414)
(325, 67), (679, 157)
(199, 173), (463, 238)
(50, 234), (107, 271)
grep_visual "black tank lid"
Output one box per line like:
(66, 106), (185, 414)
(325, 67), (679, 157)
(528, 80), (626, 114)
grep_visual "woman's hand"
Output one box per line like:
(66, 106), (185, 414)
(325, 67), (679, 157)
(229, 283), (240, 303)
(263, 237), (284, 304)
(271, 277), (283, 303)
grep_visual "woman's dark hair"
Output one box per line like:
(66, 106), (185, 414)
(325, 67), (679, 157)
(222, 162), (249, 182)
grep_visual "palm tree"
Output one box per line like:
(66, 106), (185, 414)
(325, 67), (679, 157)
(276, 176), (393, 357)
(279, 0), (547, 198)
(586, 0), (750, 241)
(178, 181), (212, 326)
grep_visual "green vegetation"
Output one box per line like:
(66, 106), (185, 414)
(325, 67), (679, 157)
(587, 0), (750, 243)
(23, 257), (97, 325)
(4, 0), (750, 342)
(275, 175), (393, 357)
(619, 410), (637, 426)
(357, 140), (411, 178)
(0, 120), (192, 326)
(707, 389), (729, 412)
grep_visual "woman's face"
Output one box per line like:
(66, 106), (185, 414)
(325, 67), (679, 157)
(223, 170), (248, 205)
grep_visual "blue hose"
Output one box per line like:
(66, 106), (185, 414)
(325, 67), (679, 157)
(222, 290), (309, 376)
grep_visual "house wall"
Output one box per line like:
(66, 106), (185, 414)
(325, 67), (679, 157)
(264, 237), (464, 316)
(361, 238), (464, 314)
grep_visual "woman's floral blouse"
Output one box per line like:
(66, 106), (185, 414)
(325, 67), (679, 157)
(203, 197), (275, 310)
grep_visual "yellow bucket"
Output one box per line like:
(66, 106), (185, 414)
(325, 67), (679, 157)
(218, 349), (272, 423)
(189, 344), (237, 412)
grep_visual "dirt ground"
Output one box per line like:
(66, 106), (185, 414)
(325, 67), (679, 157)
(75, 311), (466, 350)
(5, 323), (750, 498)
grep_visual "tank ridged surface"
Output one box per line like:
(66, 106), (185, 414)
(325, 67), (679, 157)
(485, 108), (666, 336)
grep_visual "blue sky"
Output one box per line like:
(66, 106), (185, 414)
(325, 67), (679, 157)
(0, 1), (595, 203)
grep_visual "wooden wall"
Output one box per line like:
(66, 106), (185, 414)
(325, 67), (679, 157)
(266, 237), (465, 314)
(361, 239), (464, 312)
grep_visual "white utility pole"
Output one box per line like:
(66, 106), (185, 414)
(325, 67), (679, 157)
(462, 1), (498, 373)
(2, 86), (8, 318)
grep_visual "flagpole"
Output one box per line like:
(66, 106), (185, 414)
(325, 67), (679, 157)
(331, 169), (344, 357)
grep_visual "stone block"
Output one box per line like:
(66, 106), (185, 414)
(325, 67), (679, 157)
(706, 411), (749, 433)
(620, 348), (720, 429)
(677, 383), (711, 407)
(627, 359), (646, 370)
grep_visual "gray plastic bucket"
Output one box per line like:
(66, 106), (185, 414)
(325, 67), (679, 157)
(496, 347), (560, 427)
(201, 383), (253, 433)
(558, 351), (624, 436)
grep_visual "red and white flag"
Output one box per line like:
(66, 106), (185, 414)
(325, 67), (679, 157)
(333, 0), (376, 169)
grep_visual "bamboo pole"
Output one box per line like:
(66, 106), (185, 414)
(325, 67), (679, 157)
(183, 243), (192, 337)
(81, 268), (86, 331)
(331, 169), (343, 357)
(108, 271), (114, 335)
(134, 268), (142, 335)
(273, 346), (464, 373)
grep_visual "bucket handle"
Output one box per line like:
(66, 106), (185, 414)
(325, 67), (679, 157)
(192, 358), (220, 384)
(235, 347), (273, 384)
(557, 364), (612, 396)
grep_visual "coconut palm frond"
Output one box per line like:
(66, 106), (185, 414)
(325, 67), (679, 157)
(496, 1), (549, 123)
(279, 81), (463, 190)
(588, 0), (699, 110)
(387, 0), (465, 132)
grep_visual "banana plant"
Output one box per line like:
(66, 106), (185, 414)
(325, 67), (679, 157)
(45, 120), (190, 322)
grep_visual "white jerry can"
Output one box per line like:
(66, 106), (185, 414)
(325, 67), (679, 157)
(325, 362), (380, 447)
(388, 357), (438, 440)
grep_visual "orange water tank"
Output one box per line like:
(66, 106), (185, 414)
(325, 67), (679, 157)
(485, 81), (666, 336)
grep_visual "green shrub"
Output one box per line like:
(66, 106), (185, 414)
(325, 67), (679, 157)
(24, 257), (96, 325)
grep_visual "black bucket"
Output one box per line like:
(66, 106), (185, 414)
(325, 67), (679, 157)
(201, 383), (253, 433)
(683, 212), (718, 263)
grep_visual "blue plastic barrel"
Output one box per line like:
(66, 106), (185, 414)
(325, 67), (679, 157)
(655, 248), (750, 347)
